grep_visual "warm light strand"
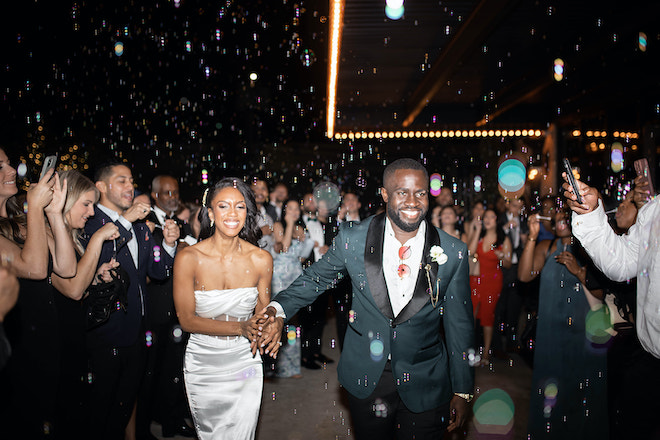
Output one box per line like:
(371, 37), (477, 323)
(326, 0), (345, 139)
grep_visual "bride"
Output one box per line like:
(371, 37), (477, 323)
(173, 177), (276, 440)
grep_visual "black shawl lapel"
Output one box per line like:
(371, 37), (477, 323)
(394, 222), (442, 325)
(364, 213), (394, 320)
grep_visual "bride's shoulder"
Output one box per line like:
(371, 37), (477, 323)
(244, 241), (273, 264)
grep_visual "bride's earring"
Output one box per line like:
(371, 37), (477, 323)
(210, 219), (215, 227)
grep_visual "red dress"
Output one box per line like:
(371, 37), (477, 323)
(469, 239), (503, 326)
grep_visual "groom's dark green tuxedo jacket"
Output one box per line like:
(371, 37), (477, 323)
(275, 213), (474, 413)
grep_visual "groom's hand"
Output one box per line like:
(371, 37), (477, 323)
(447, 395), (469, 432)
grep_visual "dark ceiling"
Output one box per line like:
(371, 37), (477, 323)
(333, 0), (660, 134)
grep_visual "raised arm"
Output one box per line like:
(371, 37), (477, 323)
(0, 170), (56, 279)
(51, 222), (120, 300)
(518, 215), (548, 282)
(563, 174), (641, 282)
(45, 174), (77, 278)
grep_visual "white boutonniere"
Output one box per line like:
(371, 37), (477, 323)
(429, 245), (448, 265)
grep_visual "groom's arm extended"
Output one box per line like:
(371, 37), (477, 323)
(444, 243), (475, 394)
(271, 229), (349, 321)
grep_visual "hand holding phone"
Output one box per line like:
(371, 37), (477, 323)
(562, 158), (583, 204)
(40, 155), (58, 180)
(634, 158), (654, 196)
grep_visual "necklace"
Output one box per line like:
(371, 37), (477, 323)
(424, 264), (441, 308)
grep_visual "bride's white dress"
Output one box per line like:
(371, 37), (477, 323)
(184, 288), (263, 440)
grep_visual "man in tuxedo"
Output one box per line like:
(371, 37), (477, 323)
(264, 158), (474, 439)
(137, 175), (195, 439)
(84, 162), (179, 440)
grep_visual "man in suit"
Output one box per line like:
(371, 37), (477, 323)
(84, 162), (179, 439)
(137, 175), (195, 439)
(262, 158), (474, 439)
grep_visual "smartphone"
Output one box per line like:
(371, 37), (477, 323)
(634, 158), (655, 196)
(39, 155), (58, 180)
(562, 158), (583, 204)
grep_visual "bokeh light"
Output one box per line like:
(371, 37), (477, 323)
(610, 142), (624, 173)
(472, 388), (515, 434)
(429, 173), (442, 196)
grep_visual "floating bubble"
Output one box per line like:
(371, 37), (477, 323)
(585, 305), (613, 345)
(385, 5), (404, 20)
(145, 330), (153, 347)
(373, 398), (389, 418)
(348, 310), (356, 323)
(313, 181), (341, 213)
(114, 42), (124, 56)
(370, 339), (384, 361)
(429, 173), (442, 196)
(16, 163), (27, 177)
(473, 388), (515, 434)
(300, 49), (316, 67)
(611, 142), (623, 173)
(172, 325), (183, 342)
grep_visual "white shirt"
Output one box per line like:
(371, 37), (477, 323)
(383, 218), (426, 317)
(572, 197), (660, 359)
(303, 214), (325, 262)
(257, 206), (275, 257)
(152, 205), (198, 246)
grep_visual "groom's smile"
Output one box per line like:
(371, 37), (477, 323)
(381, 169), (429, 236)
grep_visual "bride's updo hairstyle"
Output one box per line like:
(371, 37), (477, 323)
(198, 177), (263, 245)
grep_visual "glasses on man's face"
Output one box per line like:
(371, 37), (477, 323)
(397, 245), (411, 278)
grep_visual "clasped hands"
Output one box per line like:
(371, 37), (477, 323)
(242, 306), (284, 358)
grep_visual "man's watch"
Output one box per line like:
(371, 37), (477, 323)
(454, 392), (474, 402)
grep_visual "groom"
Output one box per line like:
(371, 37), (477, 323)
(263, 158), (474, 439)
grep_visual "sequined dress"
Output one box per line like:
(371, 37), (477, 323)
(527, 242), (608, 439)
(184, 288), (263, 440)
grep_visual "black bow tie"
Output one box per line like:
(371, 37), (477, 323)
(306, 217), (318, 222)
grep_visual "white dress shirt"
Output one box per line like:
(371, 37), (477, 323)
(257, 206), (275, 257)
(572, 197), (660, 359)
(269, 218), (427, 319)
(303, 214), (325, 262)
(383, 218), (426, 317)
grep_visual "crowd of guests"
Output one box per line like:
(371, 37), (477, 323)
(1, 144), (659, 439)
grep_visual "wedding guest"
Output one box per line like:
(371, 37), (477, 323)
(518, 202), (608, 439)
(439, 205), (466, 242)
(0, 265), (19, 370)
(251, 177), (276, 256)
(564, 172), (660, 438)
(135, 174), (195, 439)
(0, 151), (78, 438)
(173, 177), (274, 440)
(48, 170), (120, 439)
(84, 161), (178, 440)
(268, 181), (289, 223)
(271, 199), (314, 377)
(468, 208), (512, 365)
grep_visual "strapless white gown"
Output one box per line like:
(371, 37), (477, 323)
(184, 288), (263, 440)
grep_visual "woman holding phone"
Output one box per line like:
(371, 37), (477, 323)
(0, 147), (79, 438)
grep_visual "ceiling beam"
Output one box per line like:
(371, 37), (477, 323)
(402, 0), (521, 127)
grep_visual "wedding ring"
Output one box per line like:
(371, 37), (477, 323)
(278, 341), (282, 346)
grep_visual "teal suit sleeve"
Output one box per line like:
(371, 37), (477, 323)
(443, 241), (475, 394)
(274, 230), (349, 321)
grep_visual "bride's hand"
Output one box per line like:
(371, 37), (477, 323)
(241, 314), (263, 351)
